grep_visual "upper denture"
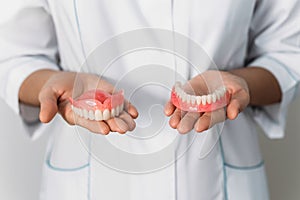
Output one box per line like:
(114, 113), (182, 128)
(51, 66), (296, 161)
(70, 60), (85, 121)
(69, 89), (124, 121)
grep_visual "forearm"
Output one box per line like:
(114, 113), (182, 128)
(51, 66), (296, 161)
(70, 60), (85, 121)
(229, 67), (282, 106)
(18, 69), (59, 106)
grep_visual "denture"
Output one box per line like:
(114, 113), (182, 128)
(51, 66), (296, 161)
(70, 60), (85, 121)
(69, 89), (124, 121)
(171, 82), (230, 112)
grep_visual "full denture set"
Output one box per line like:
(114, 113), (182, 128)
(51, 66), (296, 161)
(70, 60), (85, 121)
(171, 82), (230, 112)
(70, 82), (229, 121)
(69, 89), (124, 121)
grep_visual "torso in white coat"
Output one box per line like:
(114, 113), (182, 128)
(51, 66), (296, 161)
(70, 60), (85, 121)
(25, 0), (270, 199)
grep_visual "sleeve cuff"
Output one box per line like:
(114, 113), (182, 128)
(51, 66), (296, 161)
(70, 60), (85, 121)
(248, 56), (298, 138)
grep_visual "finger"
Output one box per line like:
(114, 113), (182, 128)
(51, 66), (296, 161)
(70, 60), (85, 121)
(58, 101), (75, 125)
(226, 99), (240, 120)
(124, 100), (138, 119)
(74, 115), (111, 135)
(38, 87), (58, 123)
(226, 90), (249, 120)
(177, 112), (200, 134)
(105, 117), (131, 134)
(117, 111), (136, 131)
(169, 109), (186, 129)
(79, 119), (111, 135)
(164, 100), (176, 116)
(194, 108), (226, 132)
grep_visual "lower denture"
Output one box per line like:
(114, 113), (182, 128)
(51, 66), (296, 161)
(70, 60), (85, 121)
(171, 82), (230, 112)
(69, 89), (125, 121)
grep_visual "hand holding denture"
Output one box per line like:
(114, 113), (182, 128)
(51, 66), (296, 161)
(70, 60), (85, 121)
(171, 82), (229, 112)
(69, 89), (125, 121)
(164, 70), (250, 134)
(38, 71), (138, 134)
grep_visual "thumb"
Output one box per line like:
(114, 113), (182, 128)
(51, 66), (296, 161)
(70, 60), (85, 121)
(164, 100), (176, 116)
(226, 98), (241, 120)
(226, 91), (249, 120)
(39, 87), (59, 123)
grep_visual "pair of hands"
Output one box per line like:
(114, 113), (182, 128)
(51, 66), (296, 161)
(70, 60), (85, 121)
(38, 70), (249, 134)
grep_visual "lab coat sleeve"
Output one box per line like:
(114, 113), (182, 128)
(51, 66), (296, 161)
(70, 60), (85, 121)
(0, 1), (60, 138)
(246, 0), (300, 138)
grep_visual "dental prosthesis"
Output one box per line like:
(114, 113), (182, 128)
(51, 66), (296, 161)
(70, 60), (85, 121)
(69, 89), (124, 121)
(171, 82), (230, 112)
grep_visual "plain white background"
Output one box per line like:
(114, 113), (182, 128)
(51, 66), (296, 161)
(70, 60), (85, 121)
(0, 98), (299, 200)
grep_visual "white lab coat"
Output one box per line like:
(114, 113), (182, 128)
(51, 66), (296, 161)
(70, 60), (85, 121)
(1, 0), (300, 199)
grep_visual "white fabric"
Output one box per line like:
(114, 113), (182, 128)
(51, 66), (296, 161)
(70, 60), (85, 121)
(0, 0), (59, 138)
(226, 163), (269, 200)
(246, 0), (300, 138)
(0, 0), (300, 199)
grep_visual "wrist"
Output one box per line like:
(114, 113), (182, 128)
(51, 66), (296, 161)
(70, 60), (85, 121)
(227, 67), (281, 105)
(19, 69), (60, 106)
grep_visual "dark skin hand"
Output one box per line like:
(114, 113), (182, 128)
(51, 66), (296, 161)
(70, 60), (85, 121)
(19, 70), (138, 134)
(164, 67), (282, 134)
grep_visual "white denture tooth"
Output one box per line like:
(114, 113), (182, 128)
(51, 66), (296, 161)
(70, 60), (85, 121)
(175, 84), (180, 94)
(103, 109), (110, 120)
(175, 88), (179, 97)
(219, 90), (224, 98)
(111, 108), (116, 117)
(196, 96), (202, 105)
(222, 89), (226, 97)
(115, 106), (120, 116)
(181, 93), (187, 102)
(79, 109), (83, 117)
(215, 90), (220, 101)
(179, 90), (184, 99)
(177, 83), (182, 92)
(88, 110), (95, 120)
(119, 106), (122, 115)
(219, 90), (224, 99)
(177, 91), (181, 99)
(176, 89), (180, 97)
(175, 82), (181, 87)
(76, 108), (81, 115)
(218, 87), (226, 97)
(118, 105), (123, 115)
(212, 93), (217, 103)
(222, 87), (227, 96)
(120, 103), (124, 112)
(118, 105), (122, 114)
(83, 109), (89, 119)
(217, 88), (223, 97)
(201, 95), (207, 105)
(207, 94), (212, 104)
(175, 87), (179, 96)
(176, 86), (181, 95)
(95, 110), (103, 121)
(187, 95), (191, 104)
(191, 96), (196, 105)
